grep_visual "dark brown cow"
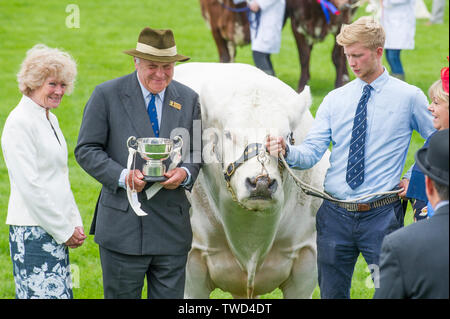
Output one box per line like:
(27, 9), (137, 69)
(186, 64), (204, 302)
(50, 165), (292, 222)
(288, 0), (357, 91)
(199, 0), (357, 92)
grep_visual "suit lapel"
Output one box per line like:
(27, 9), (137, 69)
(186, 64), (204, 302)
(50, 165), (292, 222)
(120, 72), (155, 138)
(160, 81), (182, 139)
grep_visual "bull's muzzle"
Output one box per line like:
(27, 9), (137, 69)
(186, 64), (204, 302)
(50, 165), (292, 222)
(245, 175), (278, 199)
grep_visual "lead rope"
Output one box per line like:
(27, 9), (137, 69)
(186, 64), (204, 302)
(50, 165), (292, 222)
(278, 152), (402, 203)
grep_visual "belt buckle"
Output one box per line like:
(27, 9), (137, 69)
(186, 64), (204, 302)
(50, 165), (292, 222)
(357, 203), (371, 212)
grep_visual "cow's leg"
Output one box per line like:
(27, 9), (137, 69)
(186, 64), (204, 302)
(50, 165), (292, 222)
(292, 27), (312, 92)
(332, 36), (349, 88)
(211, 28), (232, 63)
(184, 248), (214, 298)
(280, 245), (318, 298)
(227, 41), (237, 63)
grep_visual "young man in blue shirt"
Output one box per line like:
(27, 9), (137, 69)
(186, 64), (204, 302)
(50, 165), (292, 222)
(266, 16), (435, 298)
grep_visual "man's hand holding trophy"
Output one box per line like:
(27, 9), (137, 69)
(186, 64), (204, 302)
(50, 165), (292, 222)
(126, 136), (184, 216)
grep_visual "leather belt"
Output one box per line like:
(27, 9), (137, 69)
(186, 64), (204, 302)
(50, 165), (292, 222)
(333, 194), (400, 212)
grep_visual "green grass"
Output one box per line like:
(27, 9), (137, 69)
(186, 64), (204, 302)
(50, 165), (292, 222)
(0, 0), (448, 299)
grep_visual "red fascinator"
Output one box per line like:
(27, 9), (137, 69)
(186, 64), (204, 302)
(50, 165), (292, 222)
(442, 56), (449, 94)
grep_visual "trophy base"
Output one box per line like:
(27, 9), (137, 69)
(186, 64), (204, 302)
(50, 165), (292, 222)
(144, 176), (168, 183)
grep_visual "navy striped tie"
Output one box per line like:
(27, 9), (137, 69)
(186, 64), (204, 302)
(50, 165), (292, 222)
(346, 84), (372, 190)
(147, 93), (159, 137)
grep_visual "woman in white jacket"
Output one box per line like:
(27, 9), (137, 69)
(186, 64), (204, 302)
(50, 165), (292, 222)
(380, 0), (417, 80)
(1, 44), (85, 299)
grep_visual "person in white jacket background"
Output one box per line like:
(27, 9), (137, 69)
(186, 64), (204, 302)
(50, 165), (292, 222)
(1, 44), (86, 299)
(380, 0), (417, 81)
(247, 0), (286, 76)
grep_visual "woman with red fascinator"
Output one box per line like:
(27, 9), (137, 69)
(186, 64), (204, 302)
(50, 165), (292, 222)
(401, 58), (449, 221)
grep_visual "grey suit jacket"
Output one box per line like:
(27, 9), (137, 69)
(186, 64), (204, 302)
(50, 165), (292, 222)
(374, 204), (449, 299)
(75, 71), (202, 256)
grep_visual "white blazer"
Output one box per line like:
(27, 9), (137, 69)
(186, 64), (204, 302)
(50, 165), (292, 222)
(1, 95), (83, 244)
(381, 0), (416, 50)
(249, 0), (286, 54)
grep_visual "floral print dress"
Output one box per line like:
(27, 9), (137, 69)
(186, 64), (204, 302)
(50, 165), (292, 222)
(9, 226), (73, 299)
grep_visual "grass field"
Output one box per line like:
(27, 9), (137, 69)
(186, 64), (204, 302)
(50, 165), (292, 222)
(0, 0), (448, 299)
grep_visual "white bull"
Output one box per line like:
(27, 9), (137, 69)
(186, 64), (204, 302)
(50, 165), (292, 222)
(174, 63), (330, 298)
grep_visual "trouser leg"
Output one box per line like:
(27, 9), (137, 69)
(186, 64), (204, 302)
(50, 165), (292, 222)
(146, 254), (188, 299)
(252, 50), (275, 76)
(430, 0), (445, 24)
(99, 246), (149, 299)
(356, 201), (404, 289)
(385, 49), (404, 79)
(316, 201), (359, 299)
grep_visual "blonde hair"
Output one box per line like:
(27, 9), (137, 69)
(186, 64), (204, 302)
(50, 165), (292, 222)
(17, 44), (77, 96)
(428, 79), (449, 106)
(337, 16), (385, 50)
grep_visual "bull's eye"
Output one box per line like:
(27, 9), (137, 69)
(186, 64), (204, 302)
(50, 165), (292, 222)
(224, 130), (232, 140)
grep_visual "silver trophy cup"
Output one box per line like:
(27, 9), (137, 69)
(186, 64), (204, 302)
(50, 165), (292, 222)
(127, 136), (183, 182)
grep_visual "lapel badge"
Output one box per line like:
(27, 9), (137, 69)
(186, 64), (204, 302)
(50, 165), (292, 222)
(169, 100), (182, 110)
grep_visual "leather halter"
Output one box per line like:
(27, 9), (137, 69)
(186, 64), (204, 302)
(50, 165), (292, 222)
(221, 133), (294, 210)
(223, 131), (295, 184)
(224, 143), (264, 183)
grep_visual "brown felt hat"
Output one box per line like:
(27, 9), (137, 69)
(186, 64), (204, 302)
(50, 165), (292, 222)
(124, 27), (190, 63)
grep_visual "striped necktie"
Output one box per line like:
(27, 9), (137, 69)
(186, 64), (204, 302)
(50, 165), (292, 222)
(147, 93), (159, 137)
(346, 84), (372, 190)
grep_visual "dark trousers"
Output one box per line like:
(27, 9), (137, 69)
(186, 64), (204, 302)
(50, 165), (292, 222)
(385, 49), (404, 76)
(252, 50), (275, 76)
(316, 199), (404, 299)
(99, 246), (188, 299)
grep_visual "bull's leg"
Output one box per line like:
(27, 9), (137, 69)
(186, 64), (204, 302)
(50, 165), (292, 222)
(332, 37), (349, 88)
(280, 245), (318, 298)
(291, 26), (312, 92)
(184, 248), (214, 299)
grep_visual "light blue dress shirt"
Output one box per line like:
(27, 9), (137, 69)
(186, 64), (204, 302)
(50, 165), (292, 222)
(118, 74), (191, 189)
(286, 69), (435, 201)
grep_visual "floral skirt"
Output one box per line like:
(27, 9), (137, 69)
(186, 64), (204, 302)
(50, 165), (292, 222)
(9, 225), (73, 299)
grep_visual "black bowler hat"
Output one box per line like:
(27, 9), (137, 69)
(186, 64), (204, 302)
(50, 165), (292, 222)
(415, 129), (449, 186)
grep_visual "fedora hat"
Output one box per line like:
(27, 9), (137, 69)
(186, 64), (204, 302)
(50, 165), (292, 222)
(415, 129), (449, 186)
(124, 27), (189, 63)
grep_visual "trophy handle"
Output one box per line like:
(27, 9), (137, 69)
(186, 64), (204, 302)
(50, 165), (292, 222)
(173, 135), (183, 151)
(127, 136), (137, 149)
(169, 136), (183, 163)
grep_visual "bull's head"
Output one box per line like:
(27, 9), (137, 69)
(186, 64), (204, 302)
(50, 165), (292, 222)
(200, 65), (312, 213)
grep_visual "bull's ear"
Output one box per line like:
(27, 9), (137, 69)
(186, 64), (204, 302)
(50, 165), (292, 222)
(298, 85), (312, 110)
(287, 85), (312, 129)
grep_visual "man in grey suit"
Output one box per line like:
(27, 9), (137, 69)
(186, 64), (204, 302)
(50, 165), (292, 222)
(75, 27), (202, 299)
(374, 129), (449, 299)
